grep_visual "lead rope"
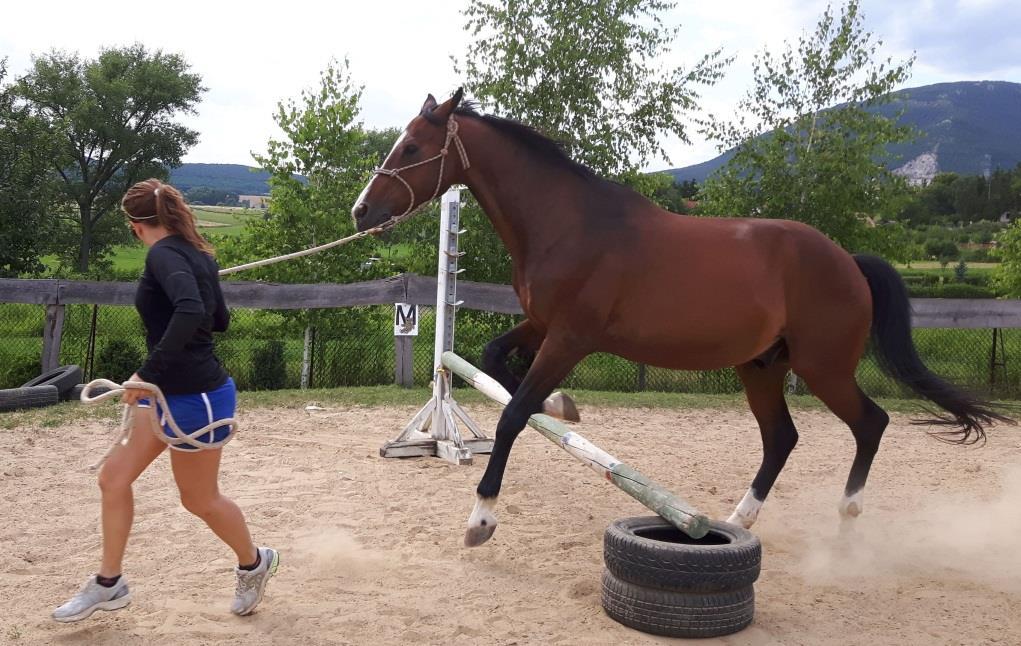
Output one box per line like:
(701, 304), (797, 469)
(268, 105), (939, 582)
(82, 379), (238, 470)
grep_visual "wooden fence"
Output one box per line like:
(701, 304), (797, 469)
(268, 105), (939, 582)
(4, 274), (1021, 387)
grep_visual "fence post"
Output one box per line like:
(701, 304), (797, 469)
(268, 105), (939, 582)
(786, 371), (799, 395)
(300, 325), (315, 389)
(395, 336), (414, 388)
(636, 363), (647, 391)
(42, 304), (65, 373)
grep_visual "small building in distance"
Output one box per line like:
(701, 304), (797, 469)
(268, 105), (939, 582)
(238, 195), (270, 209)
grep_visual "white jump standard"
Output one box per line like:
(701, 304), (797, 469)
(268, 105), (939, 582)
(380, 189), (493, 464)
(441, 351), (711, 541)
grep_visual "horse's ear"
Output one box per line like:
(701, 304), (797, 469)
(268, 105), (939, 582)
(430, 87), (463, 123)
(421, 93), (438, 114)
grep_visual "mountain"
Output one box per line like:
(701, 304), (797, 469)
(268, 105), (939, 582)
(665, 81), (1021, 185)
(169, 163), (272, 195)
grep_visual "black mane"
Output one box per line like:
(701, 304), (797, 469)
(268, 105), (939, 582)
(453, 102), (597, 181)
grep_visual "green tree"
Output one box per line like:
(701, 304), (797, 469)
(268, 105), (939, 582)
(455, 0), (727, 180)
(995, 220), (1021, 296)
(17, 44), (204, 272)
(219, 59), (372, 285)
(0, 59), (58, 276)
(699, 0), (914, 259)
(925, 240), (959, 268)
(218, 60), (435, 285)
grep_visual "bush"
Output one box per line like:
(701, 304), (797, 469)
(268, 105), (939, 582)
(963, 248), (992, 262)
(248, 340), (287, 390)
(95, 338), (145, 382)
(0, 355), (42, 389)
(908, 283), (995, 298)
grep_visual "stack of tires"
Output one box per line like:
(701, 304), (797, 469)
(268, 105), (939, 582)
(0, 365), (82, 412)
(601, 516), (761, 638)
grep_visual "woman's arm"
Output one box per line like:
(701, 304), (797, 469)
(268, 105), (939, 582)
(212, 276), (230, 333)
(136, 247), (204, 384)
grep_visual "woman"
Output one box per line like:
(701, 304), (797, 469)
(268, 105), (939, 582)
(53, 179), (278, 622)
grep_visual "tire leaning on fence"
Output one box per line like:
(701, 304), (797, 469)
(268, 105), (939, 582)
(0, 385), (60, 412)
(601, 516), (761, 638)
(21, 365), (82, 401)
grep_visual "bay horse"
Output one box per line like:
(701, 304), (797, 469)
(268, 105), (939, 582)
(352, 89), (1010, 547)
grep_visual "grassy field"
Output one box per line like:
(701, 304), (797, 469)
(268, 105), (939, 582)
(898, 261), (999, 270)
(93, 207), (260, 273)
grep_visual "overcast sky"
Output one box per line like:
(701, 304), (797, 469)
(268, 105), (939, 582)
(2, 0), (1018, 172)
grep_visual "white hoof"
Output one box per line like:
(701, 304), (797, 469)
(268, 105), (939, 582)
(465, 496), (498, 547)
(839, 490), (864, 519)
(727, 489), (762, 529)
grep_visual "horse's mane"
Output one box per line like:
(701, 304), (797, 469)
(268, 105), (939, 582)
(453, 101), (598, 181)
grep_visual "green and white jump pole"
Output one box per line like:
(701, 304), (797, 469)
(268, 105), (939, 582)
(441, 351), (710, 540)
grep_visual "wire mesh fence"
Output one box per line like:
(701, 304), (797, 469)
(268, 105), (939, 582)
(2, 300), (1020, 399)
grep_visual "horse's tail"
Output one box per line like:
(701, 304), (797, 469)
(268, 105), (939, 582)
(853, 254), (1013, 444)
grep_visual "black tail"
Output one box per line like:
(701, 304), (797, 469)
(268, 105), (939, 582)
(854, 254), (1013, 444)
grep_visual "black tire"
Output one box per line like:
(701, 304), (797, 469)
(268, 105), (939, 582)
(21, 365), (82, 401)
(601, 570), (754, 638)
(604, 516), (761, 593)
(0, 385), (60, 412)
(70, 383), (115, 401)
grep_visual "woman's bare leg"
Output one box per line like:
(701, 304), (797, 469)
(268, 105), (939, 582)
(170, 447), (257, 565)
(97, 407), (166, 577)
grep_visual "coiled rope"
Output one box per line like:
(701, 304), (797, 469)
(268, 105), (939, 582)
(81, 380), (238, 470)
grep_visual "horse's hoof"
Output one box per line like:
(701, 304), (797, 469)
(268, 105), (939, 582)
(544, 392), (580, 422)
(838, 491), (863, 519)
(464, 523), (497, 547)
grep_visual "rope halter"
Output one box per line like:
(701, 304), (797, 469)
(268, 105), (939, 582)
(371, 117), (471, 229)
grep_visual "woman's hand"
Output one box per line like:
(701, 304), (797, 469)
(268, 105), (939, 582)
(122, 372), (148, 405)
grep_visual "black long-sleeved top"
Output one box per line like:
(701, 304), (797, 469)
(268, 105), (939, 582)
(135, 235), (229, 394)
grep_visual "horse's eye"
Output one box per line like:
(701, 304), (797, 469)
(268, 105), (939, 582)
(403, 144), (418, 156)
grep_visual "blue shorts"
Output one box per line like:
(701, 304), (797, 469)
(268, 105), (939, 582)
(138, 378), (237, 450)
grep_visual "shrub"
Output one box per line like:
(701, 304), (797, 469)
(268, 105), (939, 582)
(95, 338), (145, 382)
(909, 283), (995, 298)
(0, 356), (42, 389)
(249, 340), (287, 390)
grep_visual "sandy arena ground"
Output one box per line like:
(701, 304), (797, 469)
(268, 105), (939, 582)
(2, 400), (1020, 645)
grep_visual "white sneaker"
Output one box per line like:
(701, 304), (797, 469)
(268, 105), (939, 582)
(231, 547), (279, 616)
(52, 576), (131, 623)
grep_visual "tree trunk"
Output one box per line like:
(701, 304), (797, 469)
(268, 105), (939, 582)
(77, 204), (92, 273)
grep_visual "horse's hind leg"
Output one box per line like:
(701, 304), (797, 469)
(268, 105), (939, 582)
(482, 319), (542, 394)
(729, 361), (799, 528)
(482, 319), (579, 422)
(802, 372), (889, 519)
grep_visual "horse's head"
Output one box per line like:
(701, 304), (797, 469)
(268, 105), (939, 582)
(352, 88), (467, 232)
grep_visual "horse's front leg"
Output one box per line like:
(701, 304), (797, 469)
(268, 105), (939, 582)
(466, 338), (584, 547)
(482, 319), (579, 422)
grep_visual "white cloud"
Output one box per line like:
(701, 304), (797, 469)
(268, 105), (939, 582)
(2, 0), (1017, 173)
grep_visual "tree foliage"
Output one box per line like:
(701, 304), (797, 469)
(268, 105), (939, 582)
(218, 59), (437, 290)
(456, 0), (727, 180)
(994, 219), (1021, 297)
(0, 59), (59, 276)
(897, 167), (1021, 225)
(17, 44), (204, 272)
(699, 0), (914, 259)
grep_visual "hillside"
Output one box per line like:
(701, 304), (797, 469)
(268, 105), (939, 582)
(170, 163), (272, 195)
(666, 81), (1021, 184)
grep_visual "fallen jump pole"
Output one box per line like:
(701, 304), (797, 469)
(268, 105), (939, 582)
(441, 351), (710, 540)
